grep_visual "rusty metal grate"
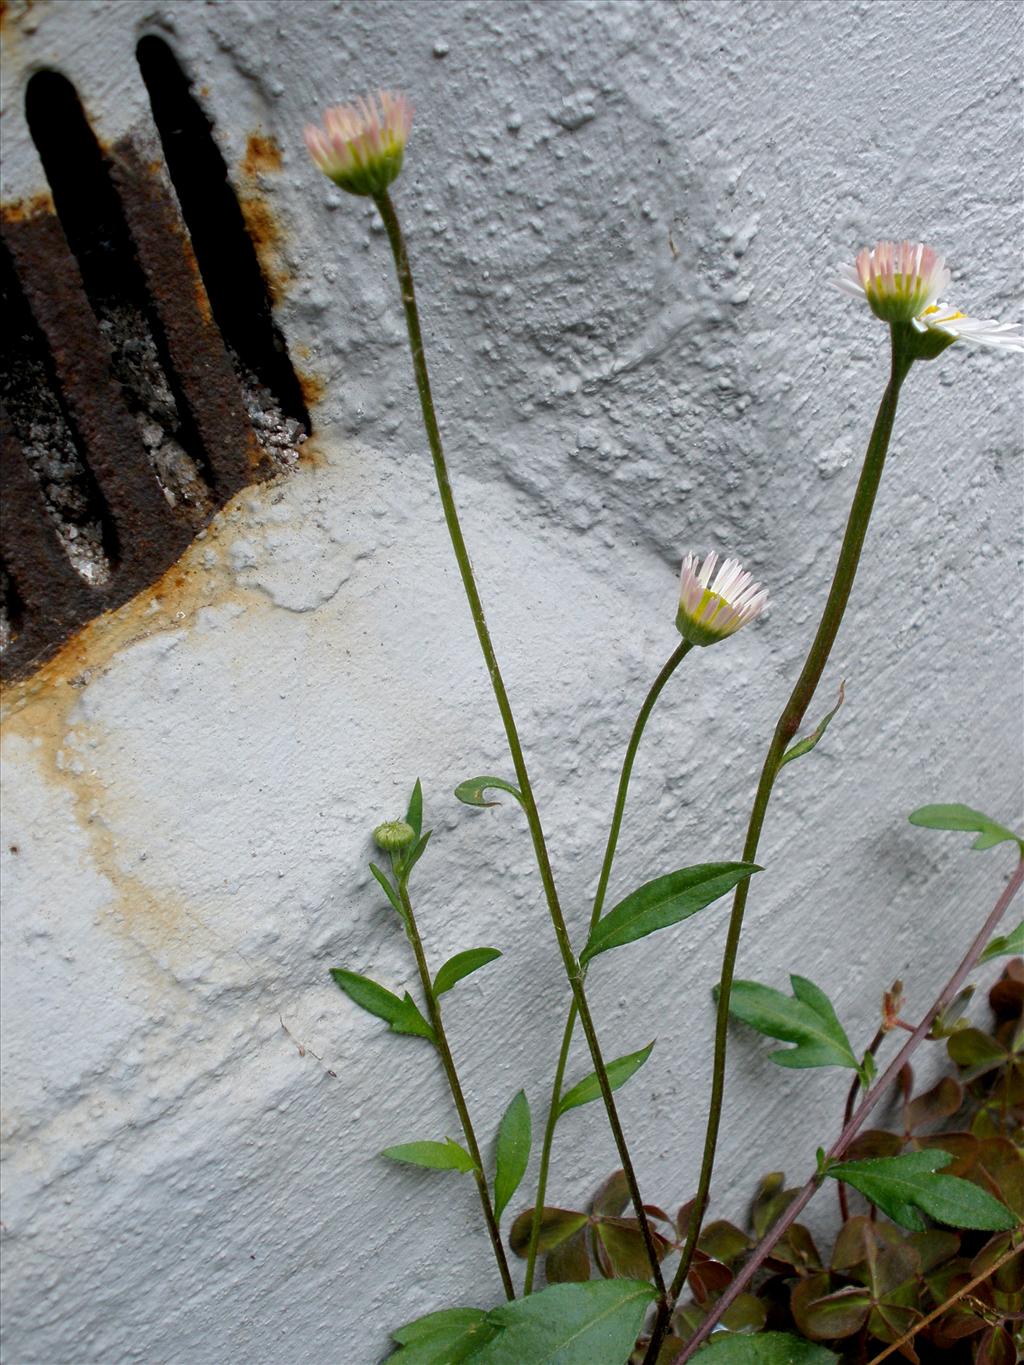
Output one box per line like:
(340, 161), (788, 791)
(1, 38), (310, 681)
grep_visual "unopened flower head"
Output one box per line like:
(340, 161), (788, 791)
(373, 820), (416, 853)
(837, 241), (1023, 352)
(676, 552), (768, 648)
(305, 90), (413, 197)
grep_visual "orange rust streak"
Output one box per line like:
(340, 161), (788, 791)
(239, 196), (289, 302)
(242, 132), (284, 177)
(2, 192), (56, 223)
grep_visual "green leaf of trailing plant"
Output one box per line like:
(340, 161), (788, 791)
(825, 1150), (1018, 1232)
(433, 947), (503, 998)
(493, 1090), (531, 1221)
(405, 779), (423, 841)
(369, 862), (405, 918)
(779, 681), (846, 770)
(581, 863), (760, 964)
(454, 776), (524, 809)
(694, 1331), (839, 1364)
(980, 919), (1024, 963)
(509, 1207), (589, 1256)
(556, 1041), (655, 1118)
(908, 803), (1024, 853)
(791, 1275), (871, 1341)
(329, 969), (434, 1041)
(721, 975), (859, 1070)
(471, 1280), (657, 1365)
(381, 1138), (478, 1173)
(388, 1307), (499, 1363)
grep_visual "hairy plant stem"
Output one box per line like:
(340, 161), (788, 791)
(644, 332), (916, 1362)
(837, 1027), (885, 1220)
(524, 639), (693, 1291)
(374, 189), (666, 1293)
(675, 855), (1024, 1361)
(396, 878), (515, 1300)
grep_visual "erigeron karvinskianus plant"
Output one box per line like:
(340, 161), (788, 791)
(306, 92), (1023, 1363)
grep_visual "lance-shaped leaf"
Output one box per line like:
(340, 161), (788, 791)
(455, 776), (524, 809)
(433, 947), (502, 998)
(722, 975), (859, 1070)
(388, 1307), (498, 1363)
(980, 919), (1024, 963)
(405, 779), (424, 840)
(381, 1138), (478, 1173)
(493, 1090), (531, 1221)
(403, 831), (432, 877)
(908, 803), (1023, 853)
(581, 863), (760, 964)
(556, 1041), (655, 1117)
(369, 862), (406, 918)
(695, 1332), (839, 1364)
(780, 681), (846, 770)
(330, 968), (434, 1041)
(825, 1149), (1018, 1232)
(471, 1280), (657, 1365)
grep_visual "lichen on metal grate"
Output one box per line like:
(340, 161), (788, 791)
(0, 38), (310, 680)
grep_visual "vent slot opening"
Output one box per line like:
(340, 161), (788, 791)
(24, 70), (215, 516)
(0, 561), (25, 650)
(0, 238), (117, 582)
(136, 35), (311, 444)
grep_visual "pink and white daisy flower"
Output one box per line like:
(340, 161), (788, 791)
(676, 552), (768, 648)
(305, 90), (413, 197)
(837, 241), (1023, 352)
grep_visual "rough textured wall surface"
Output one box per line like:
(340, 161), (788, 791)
(1, 1), (1022, 1361)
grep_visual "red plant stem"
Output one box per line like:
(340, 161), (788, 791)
(676, 856), (1024, 1362)
(837, 1027), (885, 1220)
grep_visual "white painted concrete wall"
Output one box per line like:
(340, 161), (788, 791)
(2, 2), (1022, 1361)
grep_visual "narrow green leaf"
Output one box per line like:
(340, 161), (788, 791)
(433, 948), (503, 998)
(369, 862), (405, 917)
(779, 681), (846, 769)
(557, 1041), (655, 1118)
(493, 1090), (531, 1221)
(581, 863), (760, 964)
(388, 1307), (499, 1363)
(402, 830), (432, 878)
(722, 976), (858, 1070)
(393, 992), (436, 1040)
(382, 1138), (478, 1173)
(471, 1280), (658, 1365)
(908, 803), (1023, 854)
(329, 969), (434, 1041)
(980, 919), (1024, 963)
(405, 779), (424, 841)
(454, 775), (524, 808)
(826, 1150), (1018, 1232)
(695, 1330), (839, 1363)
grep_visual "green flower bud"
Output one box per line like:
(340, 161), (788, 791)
(373, 820), (416, 852)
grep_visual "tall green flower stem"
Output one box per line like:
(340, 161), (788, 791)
(524, 637), (693, 1292)
(676, 854), (1024, 1362)
(373, 189), (667, 1293)
(395, 878), (515, 1300)
(644, 328), (917, 1362)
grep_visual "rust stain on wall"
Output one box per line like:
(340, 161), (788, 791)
(2, 492), (265, 954)
(241, 131), (283, 177)
(1, 191), (55, 223)
(238, 195), (288, 302)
